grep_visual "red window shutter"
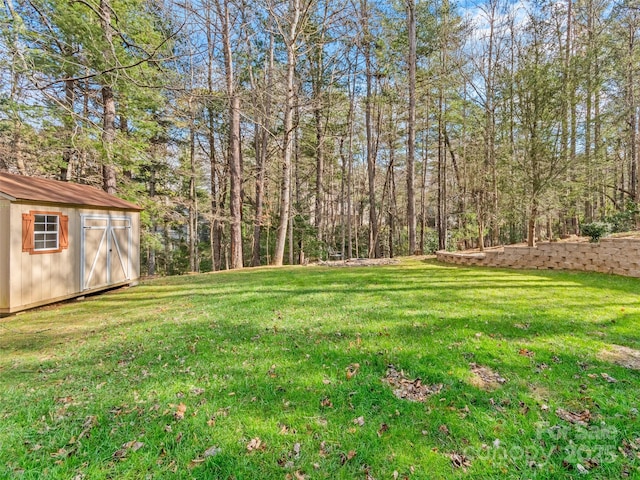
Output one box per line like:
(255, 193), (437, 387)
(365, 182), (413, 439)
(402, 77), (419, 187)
(22, 213), (34, 252)
(60, 215), (69, 249)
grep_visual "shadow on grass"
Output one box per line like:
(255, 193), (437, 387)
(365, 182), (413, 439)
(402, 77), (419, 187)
(2, 265), (640, 480)
(2, 261), (638, 362)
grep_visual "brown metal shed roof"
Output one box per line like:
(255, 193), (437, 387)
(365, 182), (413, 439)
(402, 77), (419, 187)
(0, 172), (142, 211)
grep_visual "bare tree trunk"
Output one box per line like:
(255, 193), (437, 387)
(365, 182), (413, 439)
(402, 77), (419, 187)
(205, 4), (223, 271)
(406, 0), (417, 255)
(100, 0), (117, 195)
(312, 59), (325, 241)
(346, 55), (357, 259)
(419, 113), (429, 253)
(60, 75), (75, 181)
(585, 1), (594, 222)
(217, 0), (243, 269)
(339, 137), (346, 258)
(251, 120), (266, 266)
(437, 85), (447, 251)
(148, 147), (158, 276)
(209, 120), (223, 271)
(252, 34), (274, 267)
(5, 0), (27, 174)
(289, 206), (295, 264)
(363, 3), (379, 258)
(228, 95), (243, 269)
(101, 86), (117, 194)
(528, 197), (538, 247)
(273, 0), (301, 266)
(484, 0), (498, 247)
(188, 126), (198, 272)
(628, 23), (639, 203)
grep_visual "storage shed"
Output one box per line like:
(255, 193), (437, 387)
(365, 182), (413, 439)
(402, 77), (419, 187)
(0, 172), (142, 315)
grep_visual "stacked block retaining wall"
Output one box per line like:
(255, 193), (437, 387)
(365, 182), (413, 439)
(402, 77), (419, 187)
(436, 238), (640, 278)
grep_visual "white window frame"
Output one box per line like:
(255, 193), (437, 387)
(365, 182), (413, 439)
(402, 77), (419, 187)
(33, 214), (60, 252)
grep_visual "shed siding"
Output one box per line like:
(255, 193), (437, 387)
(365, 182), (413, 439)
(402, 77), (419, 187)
(0, 200), (9, 310)
(4, 203), (140, 314)
(11, 203), (77, 308)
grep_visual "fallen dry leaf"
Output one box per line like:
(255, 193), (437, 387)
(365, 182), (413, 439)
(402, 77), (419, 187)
(346, 363), (360, 380)
(339, 449), (356, 464)
(556, 408), (591, 426)
(576, 463), (589, 474)
(279, 424), (295, 435)
(189, 458), (206, 468)
(447, 452), (471, 470)
(112, 440), (143, 459)
(173, 403), (187, 421)
(203, 445), (221, 457)
(126, 441), (144, 451)
(51, 447), (71, 458)
(353, 416), (365, 426)
(619, 438), (640, 458)
(247, 437), (265, 452)
(319, 441), (328, 457)
(320, 397), (333, 408)
(383, 365), (443, 402)
(190, 388), (205, 396)
(377, 423), (389, 437)
(439, 424), (450, 435)
(519, 348), (535, 357)
(77, 415), (98, 440)
(189, 445), (221, 468)
(582, 458), (599, 470)
(363, 464), (376, 479)
(601, 373), (618, 383)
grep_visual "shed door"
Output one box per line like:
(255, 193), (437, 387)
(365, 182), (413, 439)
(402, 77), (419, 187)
(81, 216), (132, 291)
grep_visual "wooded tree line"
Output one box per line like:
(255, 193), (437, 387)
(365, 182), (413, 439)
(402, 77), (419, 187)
(1, 0), (639, 273)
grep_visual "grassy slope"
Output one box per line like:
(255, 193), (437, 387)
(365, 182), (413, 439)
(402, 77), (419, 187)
(1, 259), (639, 479)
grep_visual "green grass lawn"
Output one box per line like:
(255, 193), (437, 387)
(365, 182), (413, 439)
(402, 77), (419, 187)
(1, 259), (640, 479)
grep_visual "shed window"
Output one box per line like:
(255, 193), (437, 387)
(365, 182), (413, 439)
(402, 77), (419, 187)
(34, 215), (59, 250)
(22, 211), (69, 254)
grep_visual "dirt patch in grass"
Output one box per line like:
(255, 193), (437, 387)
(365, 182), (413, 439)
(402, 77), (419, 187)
(469, 363), (507, 390)
(528, 383), (551, 403)
(598, 345), (640, 370)
(382, 365), (443, 401)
